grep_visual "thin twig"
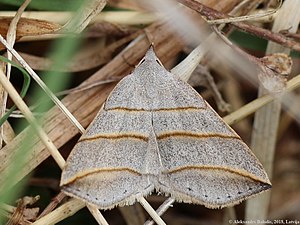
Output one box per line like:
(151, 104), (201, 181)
(203, 0), (282, 24)
(212, 25), (291, 94)
(144, 198), (175, 225)
(37, 192), (66, 219)
(87, 204), (109, 225)
(139, 197), (166, 225)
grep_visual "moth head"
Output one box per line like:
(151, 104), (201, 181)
(137, 45), (163, 67)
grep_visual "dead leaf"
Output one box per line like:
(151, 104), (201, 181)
(0, 17), (62, 50)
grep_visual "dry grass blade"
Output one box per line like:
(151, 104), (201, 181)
(1, 11), (156, 27)
(6, 0), (30, 46)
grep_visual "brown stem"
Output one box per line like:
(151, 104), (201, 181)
(37, 192), (66, 220)
(178, 0), (300, 52)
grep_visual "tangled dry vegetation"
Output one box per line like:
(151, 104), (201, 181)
(0, 0), (300, 224)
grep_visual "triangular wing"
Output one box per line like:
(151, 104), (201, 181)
(152, 71), (271, 208)
(60, 74), (156, 209)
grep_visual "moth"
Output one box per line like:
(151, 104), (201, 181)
(60, 47), (271, 209)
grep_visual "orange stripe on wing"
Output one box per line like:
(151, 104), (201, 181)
(61, 167), (142, 186)
(157, 131), (240, 140)
(166, 165), (271, 185)
(79, 133), (149, 142)
(105, 106), (205, 112)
